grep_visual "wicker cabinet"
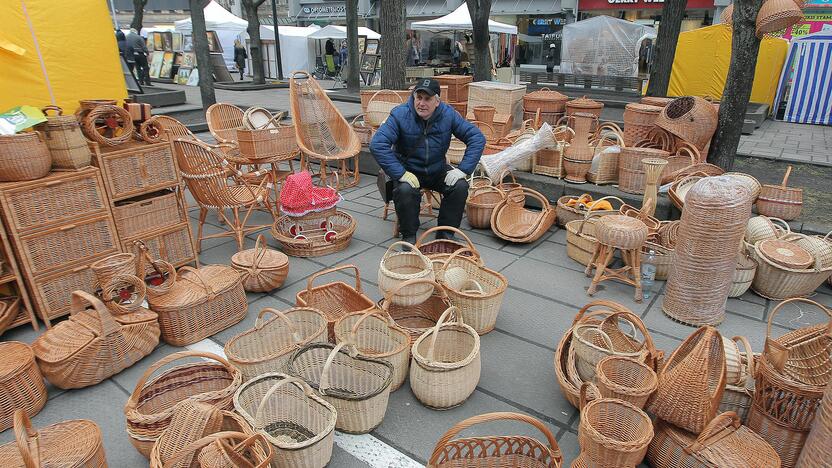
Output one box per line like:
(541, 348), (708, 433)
(0, 217), (38, 331)
(0, 168), (120, 325)
(89, 140), (196, 270)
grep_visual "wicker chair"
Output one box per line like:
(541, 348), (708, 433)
(289, 71), (361, 188)
(150, 115), (240, 158)
(173, 139), (276, 252)
(206, 103), (245, 145)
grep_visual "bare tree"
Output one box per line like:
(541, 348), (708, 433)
(379, 0), (406, 89)
(130, 0), (149, 31)
(345, 0), (361, 92)
(646, 0), (687, 96)
(466, 0), (493, 82)
(708, 0), (765, 170)
(189, 0), (216, 109)
(241, 0), (267, 84)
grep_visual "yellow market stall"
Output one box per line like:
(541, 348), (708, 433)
(0, 0), (127, 113)
(668, 24), (788, 109)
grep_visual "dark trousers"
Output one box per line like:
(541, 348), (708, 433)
(134, 53), (151, 85)
(393, 168), (469, 239)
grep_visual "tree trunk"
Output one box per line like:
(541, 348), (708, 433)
(467, 0), (493, 82)
(380, 0), (406, 89)
(345, 0), (361, 92)
(130, 0), (147, 31)
(646, 0), (687, 96)
(242, 0), (267, 84)
(190, 0), (216, 110)
(708, 0), (764, 170)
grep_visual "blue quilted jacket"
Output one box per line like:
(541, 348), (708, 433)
(369, 97), (485, 180)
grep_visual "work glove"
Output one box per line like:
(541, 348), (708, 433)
(399, 171), (420, 189)
(444, 168), (466, 186)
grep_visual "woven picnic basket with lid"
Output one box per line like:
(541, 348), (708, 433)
(124, 350), (242, 457)
(410, 307), (481, 409)
(0, 131), (52, 182)
(380, 278), (453, 341)
(757, 166), (803, 221)
(748, 235), (832, 300)
(647, 411), (780, 468)
(32, 290), (160, 390)
(435, 248), (507, 335)
(295, 264), (377, 342)
(334, 309), (411, 392)
(0, 410), (107, 468)
(231, 235), (290, 292)
(234, 373), (336, 468)
(225, 307), (328, 382)
(427, 412), (563, 468)
(35, 105), (91, 169)
(288, 342), (394, 434)
(147, 265), (247, 346)
(0, 342), (47, 432)
(378, 241), (435, 307)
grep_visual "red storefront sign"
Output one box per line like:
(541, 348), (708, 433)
(579, 0), (715, 10)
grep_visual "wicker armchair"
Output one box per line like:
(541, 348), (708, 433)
(206, 103), (245, 145)
(172, 139), (276, 252)
(148, 115), (240, 158)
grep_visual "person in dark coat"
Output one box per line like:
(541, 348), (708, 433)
(370, 78), (486, 244)
(234, 40), (247, 80)
(127, 28), (152, 86)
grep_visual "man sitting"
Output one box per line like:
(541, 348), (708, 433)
(370, 78), (486, 244)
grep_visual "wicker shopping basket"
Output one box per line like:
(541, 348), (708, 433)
(365, 90), (404, 127)
(466, 186), (505, 229)
(234, 373), (336, 468)
(556, 194), (621, 228)
(0, 410), (107, 467)
(435, 248), (508, 335)
(124, 350), (242, 457)
(757, 166), (803, 221)
(414, 226), (479, 261)
(380, 279), (453, 341)
(0, 342), (47, 432)
(288, 342), (394, 434)
(32, 291), (160, 389)
(491, 187), (557, 243)
(231, 235), (290, 292)
(295, 264), (377, 342)
(410, 307), (481, 409)
(595, 356), (657, 409)
(225, 307), (328, 382)
(428, 412), (563, 467)
(573, 309), (658, 382)
(149, 399), (224, 468)
(719, 336), (756, 423)
(36, 105), (91, 169)
(378, 241), (436, 306)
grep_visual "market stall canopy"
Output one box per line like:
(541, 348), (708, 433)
(174, 0), (247, 69)
(307, 25), (381, 40)
(0, 0), (127, 112)
(410, 3), (518, 34)
(773, 31), (831, 125)
(561, 15), (655, 78)
(669, 24), (787, 110)
(254, 25), (320, 75)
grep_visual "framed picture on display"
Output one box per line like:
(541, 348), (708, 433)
(186, 68), (200, 86)
(358, 36), (366, 55)
(176, 67), (192, 85)
(207, 31), (222, 53)
(172, 32), (182, 52)
(183, 34), (193, 52)
(360, 54), (379, 73)
(365, 40), (378, 55)
(149, 51), (164, 78)
(181, 52), (196, 68)
(160, 52), (175, 78)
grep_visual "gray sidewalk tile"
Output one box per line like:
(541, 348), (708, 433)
(768, 294), (832, 331)
(550, 228), (567, 245)
(557, 431), (581, 462)
(188, 217), (237, 252)
(306, 238), (375, 266)
(725, 296), (767, 321)
(330, 445), (373, 467)
(348, 211), (398, 245)
(501, 232), (553, 256)
(526, 239), (589, 274)
(494, 287), (576, 350)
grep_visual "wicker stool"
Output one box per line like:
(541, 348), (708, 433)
(585, 215), (648, 303)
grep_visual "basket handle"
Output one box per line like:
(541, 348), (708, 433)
(133, 240), (166, 278)
(460, 279), (485, 295)
(306, 264), (363, 299)
(41, 105), (63, 116)
(437, 247), (482, 275)
(382, 278), (446, 309)
(125, 351), (234, 410)
(521, 187), (552, 210)
(249, 235), (270, 272)
(319, 342), (360, 395)
(70, 290), (121, 338)
(469, 185), (504, 200)
(575, 325), (614, 351)
(732, 335), (755, 388)
(600, 310), (659, 369)
(781, 165), (792, 188)
(579, 382), (601, 410)
(426, 306), (464, 362)
(162, 432), (264, 468)
(767, 216), (791, 236)
(685, 412), (741, 455)
(13, 410), (40, 468)
(383, 241), (431, 269)
(764, 298), (832, 373)
(571, 300), (634, 326)
(349, 308), (394, 337)
(369, 89), (404, 104)
(290, 70), (310, 80)
(427, 412), (562, 466)
(253, 376), (316, 428)
(414, 226), (478, 256)
(497, 168), (516, 186)
(350, 114), (365, 126)
(177, 266), (215, 296)
(823, 231), (832, 242)
(255, 308), (301, 342)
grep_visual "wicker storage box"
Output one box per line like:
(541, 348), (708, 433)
(0, 341), (47, 432)
(147, 265), (247, 346)
(36, 106), (92, 170)
(125, 223), (196, 271)
(0, 411), (107, 467)
(467, 81), (526, 125)
(236, 124), (297, 160)
(434, 75), (472, 103)
(113, 190), (183, 239)
(90, 139), (179, 201)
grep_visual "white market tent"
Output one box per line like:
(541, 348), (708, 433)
(175, 0), (247, 69)
(561, 15), (655, 78)
(307, 25), (381, 40)
(773, 31), (832, 125)
(410, 3), (517, 34)
(255, 25), (320, 75)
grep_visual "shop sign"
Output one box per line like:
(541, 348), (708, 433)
(532, 18), (565, 26)
(300, 3), (346, 16)
(768, 13), (832, 39)
(578, 0), (714, 10)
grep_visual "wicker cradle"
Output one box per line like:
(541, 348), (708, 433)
(0, 410), (107, 467)
(435, 249), (508, 335)
(0, 342), (47, 432)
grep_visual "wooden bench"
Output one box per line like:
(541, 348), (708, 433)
(520, 71), (645, 94)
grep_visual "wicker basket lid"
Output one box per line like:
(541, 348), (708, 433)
(624, 103), (662, 115)
(758, 239), (814, 269)
(158, 265), (242, 306)
(640, 96), (674, 107)
(0, 341), (35, 377)
(232, 247), (289, 270)
(525, 89), (568, 101)
(567, 96), (603, 110)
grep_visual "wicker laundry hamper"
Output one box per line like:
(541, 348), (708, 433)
(231, 235), (290, 292)
(0, 410), (107, 467)
(654, 96), (718, 151)
(36, 105), (91, 169)
(0, 342), (47, 432)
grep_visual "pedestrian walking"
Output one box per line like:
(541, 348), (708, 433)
(545, 43), (557, 73)
(127, 28), (152, 86)
(234, 39), (247, 80)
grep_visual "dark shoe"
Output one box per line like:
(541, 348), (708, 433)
(435, 231), (456, 241)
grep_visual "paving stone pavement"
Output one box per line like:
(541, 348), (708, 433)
(738, 119), (832, 166)
(3, 175), (832, 467)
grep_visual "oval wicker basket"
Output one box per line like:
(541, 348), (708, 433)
(0, 342), (47, 432)
(466, 186), (505, 229)
(491, 187), (557, 243)
(595, 356), (658, 409)
(231, 235), (290, 292)
(749, 240), (832, 300)
(556, 194), (622, 227)
(380, 279), (452, 341)
(0, 410), (107, 467)
(746, 215), (790, 245)
(435, 248), (508, 335)
(0, 131), (52, 182)
(272, 210), (357, 258)
(378, 241), (435, 306)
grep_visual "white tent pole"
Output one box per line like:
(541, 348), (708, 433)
(108, 0), (119, 29)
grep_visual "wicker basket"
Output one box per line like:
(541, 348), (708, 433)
(378, 241), (436, 306)
(99, 274), (147, 316)
(524, 87), (568, 113)
(0, 131), (52, 182)
(647, 412), (780, 468)
(237, 124), (296, 161)
(491, 187), (557, 243)
(149, 399), (224, 468)
(225, 307), (328, 382)
(295, 264), (377, 342)
(288, 342), (394, 434)
(796, 378), (832, 468)
(792, 232), (832, 270)
(746, 215), (790, 245)
(566, 96), (604, 119)
(466, 186), (505, 229)
(380, 279), (453, 341)
(756, 0), (804, 37)
(566, 215), (602, 267)
(231, 235), (290, 292)
(155, 430), (273, 468)
(447, 137), (466, 164)
(719, 336), (756, 423)
(640, 96), (674, 107)
(655, 96), (718, 150)
(36, 105), (92, 169)
(90, 252), (137, 288)
(434, 75), (472, 102)
(414, 226), (478, 262)
(762, 298), (831, 387)
(749, 239), (832, 300)
(272, 211), (356, 258)
(410, 307), (481, 409)
(623, 103), (662, 147)
(574, 309), (659, 382)
(351, 114), (374, 146)
(647, 326), (727, 434)
(728, 253), (758, 298)
(366, 90), (404, 127)
(147, 265), (247, 347)
(32, 291), (159, 389)
(595, 356), (657, 409)
(81, 104), (134, 146)
(556, 194), (621, 228)
(234, 373), (336, 468)
(125, 350), (242, 457)
(0, 342), (47, 432)
(578, 383), (653, 468)
(435, 249), (508, 335)
(0, 410), (107, 467)
(428, 412), (563, 467)
(724, 172), (762, 201)
(757, 166), (803, 221)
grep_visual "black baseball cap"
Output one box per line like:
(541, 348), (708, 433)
(413, 78), (441, 97)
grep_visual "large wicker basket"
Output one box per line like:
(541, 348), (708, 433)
(380, 279), (453, 341)
(796, 378), (832, 468)
(748, 238), (832, 300)
(272, 211), (356, 257)
(523, 87), (568, 113)
(0, 131), (51, 182)
(36, 105), (91, 169)
(654, 96), (718, 150)
(623, 103), (662, 147)
(0, 410), (107, 467)
(435, 249), (508, 335)
(378, 241), (435, 307)
(578, 383), (653, 468)
(0, 342), (47, 432)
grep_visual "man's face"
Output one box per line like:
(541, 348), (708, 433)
(414, 91), (440, 120)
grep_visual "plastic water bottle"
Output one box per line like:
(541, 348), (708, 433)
(641, 249), (657, 300)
